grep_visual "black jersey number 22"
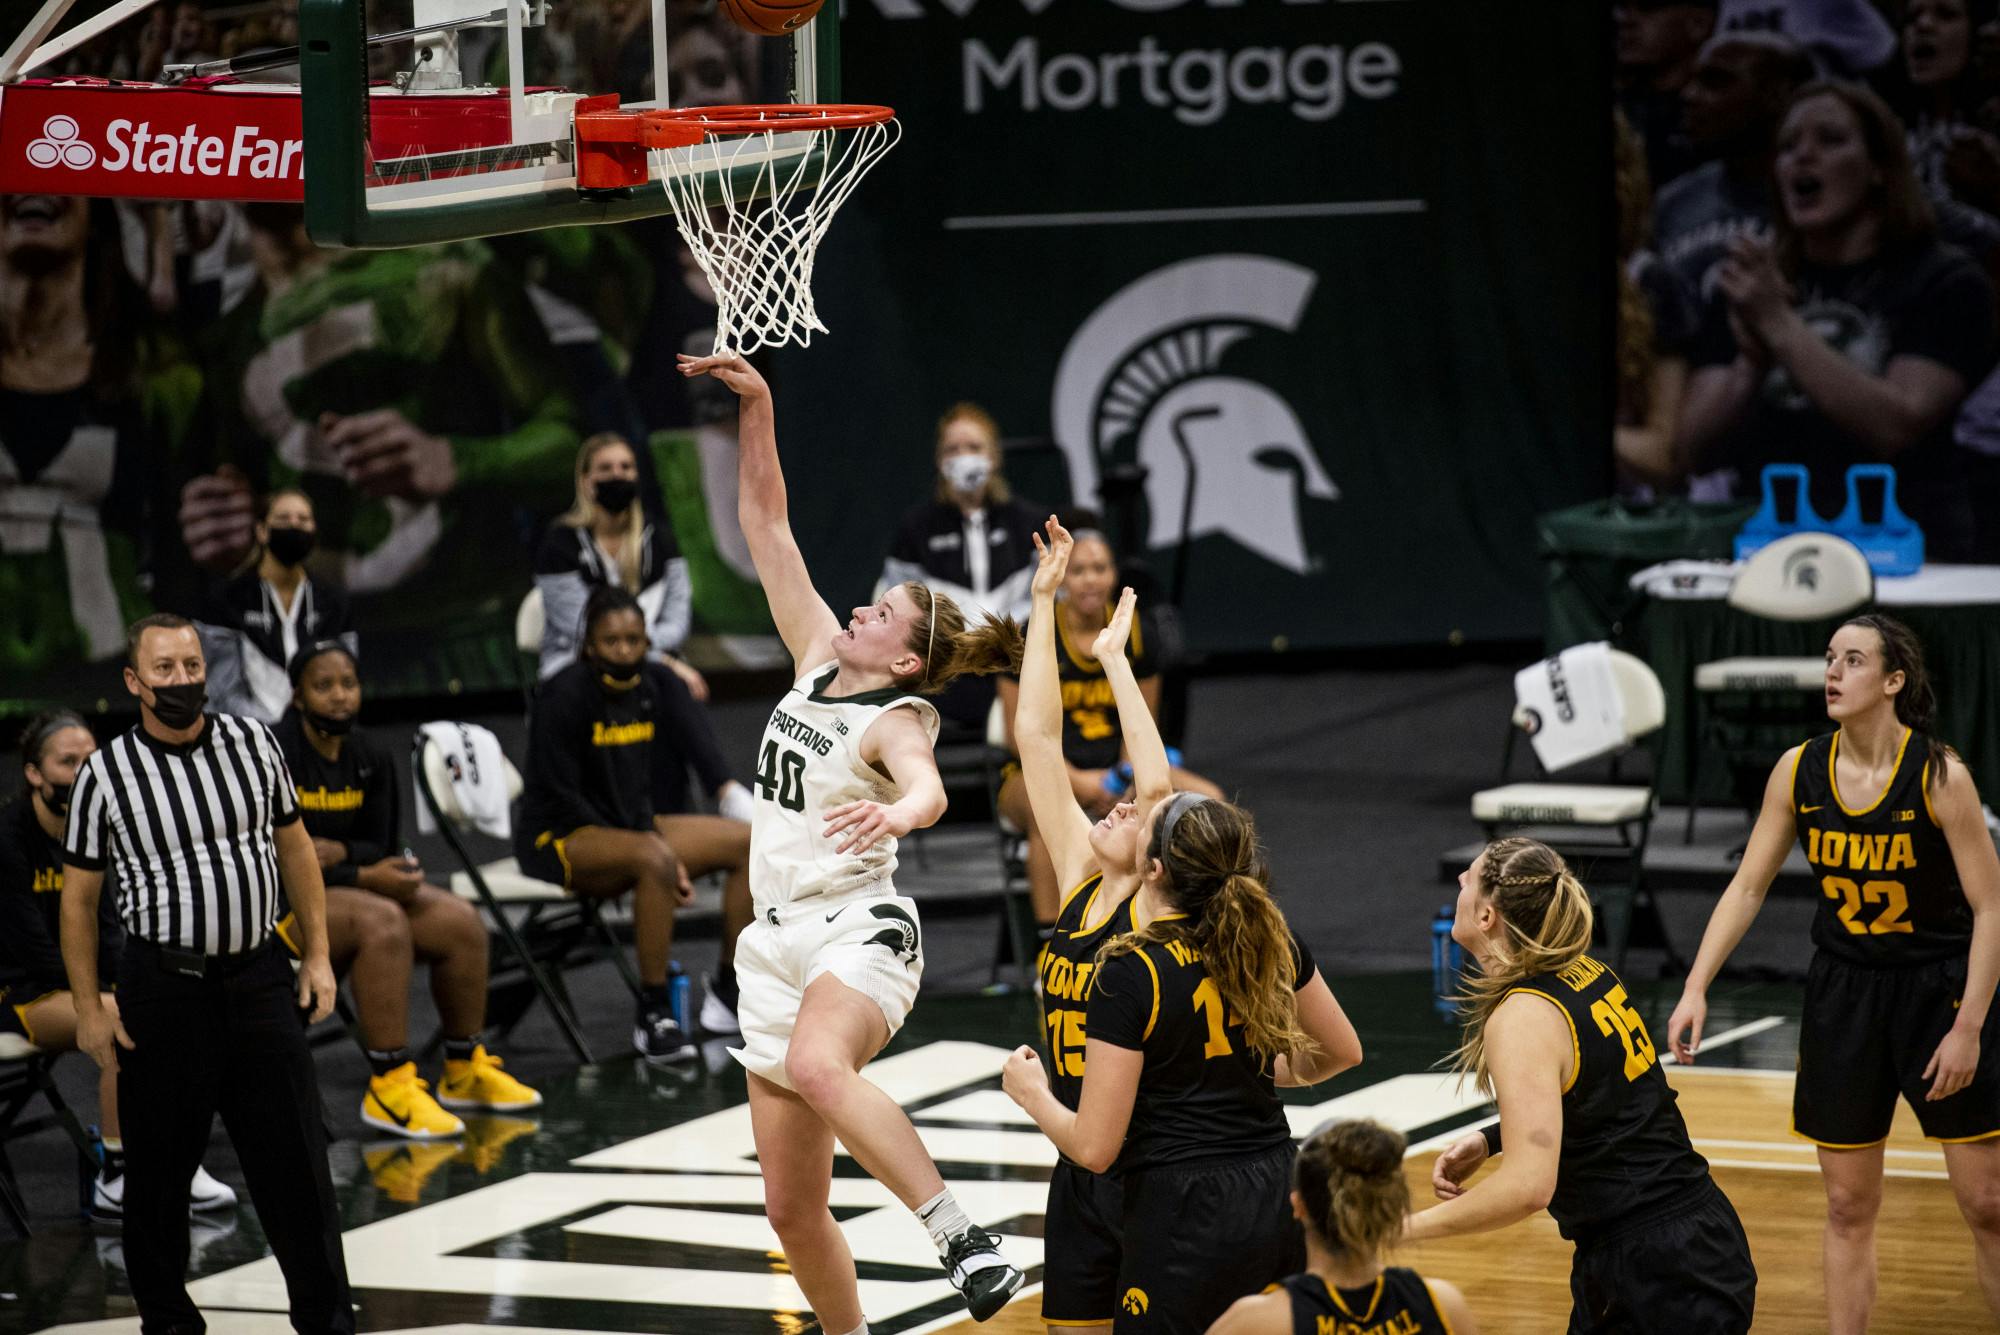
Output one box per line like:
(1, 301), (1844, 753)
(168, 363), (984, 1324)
(757, 741), (807, 812)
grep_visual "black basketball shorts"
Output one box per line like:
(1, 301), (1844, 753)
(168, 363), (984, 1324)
(1795, 950), (2000, 1146)
(1567, 1183), (1757, 1335)
(1042, 1159), (1124, 1326)
(1111, 1143), (1302, 1335)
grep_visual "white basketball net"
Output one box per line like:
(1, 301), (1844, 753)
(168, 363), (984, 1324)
(651, 114), (900, 357)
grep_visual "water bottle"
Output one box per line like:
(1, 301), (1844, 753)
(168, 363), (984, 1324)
(1430, 906), (1462, 1015)
(667, 960), (691, 1032)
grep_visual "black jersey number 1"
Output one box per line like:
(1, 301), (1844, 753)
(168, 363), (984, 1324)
(757, 740), (807, 812)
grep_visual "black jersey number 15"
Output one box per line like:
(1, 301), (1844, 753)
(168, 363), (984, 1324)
(756, 741), (807, 813)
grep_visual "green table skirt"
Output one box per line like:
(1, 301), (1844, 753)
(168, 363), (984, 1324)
(1631, 598), (2000, 802)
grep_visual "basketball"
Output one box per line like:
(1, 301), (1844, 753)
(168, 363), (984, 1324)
(718, 0), (824, 38)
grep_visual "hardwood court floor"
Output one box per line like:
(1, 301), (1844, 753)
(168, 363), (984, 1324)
(944, 1067), (1989, 1335)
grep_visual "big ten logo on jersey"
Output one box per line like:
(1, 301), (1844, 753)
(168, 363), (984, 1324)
(1805, 829), (1917, 936)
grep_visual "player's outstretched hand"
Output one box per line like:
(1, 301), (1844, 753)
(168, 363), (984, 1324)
(1002, 1044), (1049, 1109)
(1923, 1025), (1980, 1101)
(676, 352), (770, 400)
(823, 799), (913, 856)
(1030, 516), (1073, 598)
(1092, 587), (1137, 665)
(1431, 1130), (1488, 1200)
(1665, 990), (1706, 1065)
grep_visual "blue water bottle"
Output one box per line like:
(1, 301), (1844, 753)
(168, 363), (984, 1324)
(1430, 906), (1462, 1016)
(667, 961), (691, 1032)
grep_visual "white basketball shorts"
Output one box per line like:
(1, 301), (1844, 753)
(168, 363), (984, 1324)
(731, 886), (925, 1090)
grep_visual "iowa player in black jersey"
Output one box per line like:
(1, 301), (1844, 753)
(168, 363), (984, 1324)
(1004, 783), (1363, 1334)
(1209, 1119), (1475, 1335)
(994, 528), (1225, 930)
(1667, 614), (2000, 1331)
(1013, 519), (1168, 1330)
(1414, 838), (1755, 1333)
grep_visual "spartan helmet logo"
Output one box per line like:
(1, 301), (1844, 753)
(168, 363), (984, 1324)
(1052, 255), (1337, 575)
(1784, 547), (1822, 591)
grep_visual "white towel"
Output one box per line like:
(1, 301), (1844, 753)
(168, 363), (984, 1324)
(1516, 642), (1626, 773)
(413, 721), (512, 839)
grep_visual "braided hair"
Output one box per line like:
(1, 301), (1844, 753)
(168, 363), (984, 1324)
(1449, 837), (1595, 1095)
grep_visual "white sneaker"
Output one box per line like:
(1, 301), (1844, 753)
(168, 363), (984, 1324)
(717, 781), (755, 825)
(190, 1164), (237, 1212)
(699, 976), (740, 1036)
(91, 1169), (124, 1221)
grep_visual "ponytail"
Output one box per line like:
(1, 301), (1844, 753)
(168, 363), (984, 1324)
(1449, 837), (1595, 1096)
(1097, 797), (1310, 1066)
(1841, 613), (1959, 796)
(899, 582), (1023, 695)
(1293, 1119), (1408, 1260)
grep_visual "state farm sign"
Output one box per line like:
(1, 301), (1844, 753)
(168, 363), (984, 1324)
(0, 81), (307, 202)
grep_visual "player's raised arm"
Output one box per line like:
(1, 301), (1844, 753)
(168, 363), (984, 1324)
(1666, 745), (1801, 1063)
(1093, 586), (1171, 820)
(678, 352), (840, 673)
(1017, 518), (1097, 892)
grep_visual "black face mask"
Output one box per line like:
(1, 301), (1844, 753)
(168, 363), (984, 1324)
(593, 478), (639, 515)
(146, 681), (207, 730)
(40, 781), (72, 812)
(266, 526), (316, 567)
(303, 708), (354, 737)
(594, 656), (643, 688)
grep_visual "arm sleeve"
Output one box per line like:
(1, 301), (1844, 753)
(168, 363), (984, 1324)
(0, 842), (68, 989)
(258, 722), (302, 827)
(1891, 256), (1996, 386)
(649, 555), (693, 655)
(528, 681), (611, 833)
(1290, 926), (1316, 991)
(652, 663), (736, 795)
(62, 760), (110, 872)
(1087, 949), (1160, 1052)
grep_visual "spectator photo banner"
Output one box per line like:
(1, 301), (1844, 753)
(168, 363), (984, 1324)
(773, 0), (1612, 655)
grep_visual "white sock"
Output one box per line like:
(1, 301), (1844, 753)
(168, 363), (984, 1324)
(916, 1188), (972, 1257)
(833, 1324), (868, 1335)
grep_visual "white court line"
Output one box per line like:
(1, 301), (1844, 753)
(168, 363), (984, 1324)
(942, 200), (1427, 231)
(1403, 1016), (1788, 1155)
(1706, 1156), (1951, 1182)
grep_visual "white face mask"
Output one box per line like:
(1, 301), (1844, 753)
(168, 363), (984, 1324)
(941, 453), (993, 496)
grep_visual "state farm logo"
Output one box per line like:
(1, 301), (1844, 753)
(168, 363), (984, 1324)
(26, 116), (96, 170)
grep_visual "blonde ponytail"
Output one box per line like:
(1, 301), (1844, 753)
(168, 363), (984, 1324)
(1449, 837), (1595, 1095)
(899, 582), (1023, 694)
(1293, 1119), (1409, 1260)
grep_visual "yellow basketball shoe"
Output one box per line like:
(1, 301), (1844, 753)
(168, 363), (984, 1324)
(362, 1062), (466, 1140)
(437, 1046), (544, 1112)
(364, 1141), (460, 1203)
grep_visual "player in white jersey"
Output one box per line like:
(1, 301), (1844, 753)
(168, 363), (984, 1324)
(679, 352), (1026, 1330)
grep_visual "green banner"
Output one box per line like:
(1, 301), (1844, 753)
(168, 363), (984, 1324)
(776, 0), (1612, 653)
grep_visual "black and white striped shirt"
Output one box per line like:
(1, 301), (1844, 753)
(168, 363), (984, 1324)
(62, 713), (301, 955)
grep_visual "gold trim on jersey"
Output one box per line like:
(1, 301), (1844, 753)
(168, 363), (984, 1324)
(1327, 1273), (1384, 1323)
(1054, 605), (1144, 675)
(1060, 873), (1100, 917)
(1135, 948), (1162, 1041)
(1931, 1126), (2000, 1144)
(1426, 1277), (1459, 1335)
(1503, 987), (1582, 1095)
(1787, 742), (1805, 807)
(1922, 758), (1942, 828)
(1042, 1320), (1114, 1328)
(1829, 728), (1911, 818)
(1789, 1120), (1887, 1150)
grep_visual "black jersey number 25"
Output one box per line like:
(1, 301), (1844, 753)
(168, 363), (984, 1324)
(756, 740), (807, 812)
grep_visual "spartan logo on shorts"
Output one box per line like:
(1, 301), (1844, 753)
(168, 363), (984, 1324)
(865, 903), (920, 966)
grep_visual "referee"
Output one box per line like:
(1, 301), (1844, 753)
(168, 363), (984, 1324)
(59, 613), (352, 1335)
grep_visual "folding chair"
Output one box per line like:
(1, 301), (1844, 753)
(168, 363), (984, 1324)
(1472, 648), (1674, 971)
(411, 731), (597, 1063)
(515, 587), (546, 708)
(1683, 532), (1874, 841)
(0, 1037), (98, 1235)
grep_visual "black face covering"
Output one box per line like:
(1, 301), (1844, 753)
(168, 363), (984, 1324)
(266, 526), (317, 567)
(40, 781), (72, 812)
(594, 656), (643, 688)
(304, 708), (354, 737)
(593, 478), (639, 515)
(147, 681), (207, 730)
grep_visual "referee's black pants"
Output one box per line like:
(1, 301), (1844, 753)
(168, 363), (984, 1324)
(117, 939), (353, 1335)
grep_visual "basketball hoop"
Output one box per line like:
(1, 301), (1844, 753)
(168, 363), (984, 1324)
(647, 104), (898, 357)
